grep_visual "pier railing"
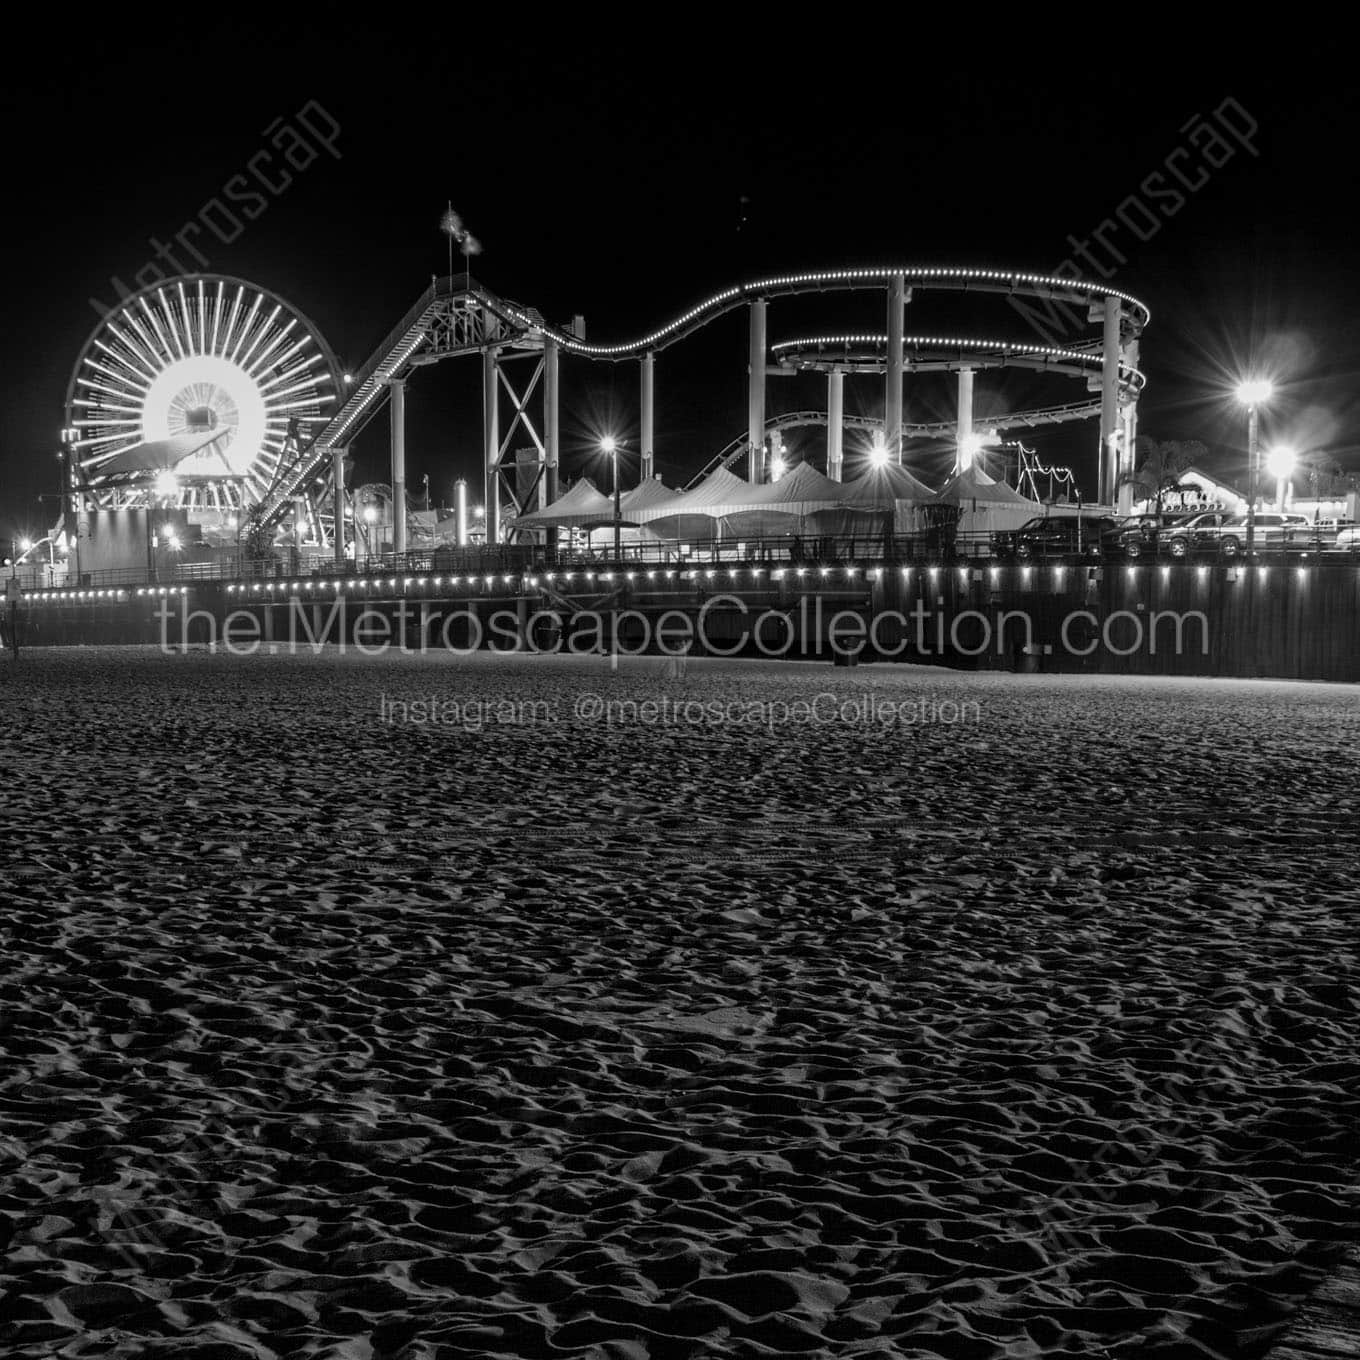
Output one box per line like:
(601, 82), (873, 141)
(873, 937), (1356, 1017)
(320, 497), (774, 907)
(20, 529), (1360, 596)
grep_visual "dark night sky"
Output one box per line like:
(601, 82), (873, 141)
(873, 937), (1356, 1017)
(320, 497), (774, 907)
(2, 25), (1357, 537)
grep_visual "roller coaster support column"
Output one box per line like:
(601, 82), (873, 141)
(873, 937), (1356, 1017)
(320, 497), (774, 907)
(544, 338), (560, 508)
(748, 300), (766, 481)
(483, 347), (500, 545)
(886, 273), (906, 464)
(1099, 296), (1121, 505)
(332, 445), (346, 569)
(390, 379), (407, 556)
(1117, 403), (1138, 513)
(826, 368), (844, 481)
(455, 478), (468, 547)
(956, 368), (975, 472)
(641, 352), (655, 481)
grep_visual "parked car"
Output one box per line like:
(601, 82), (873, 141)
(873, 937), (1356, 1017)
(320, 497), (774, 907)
(996, 514), (1121, 559)
(1335, 524), (1360, 551)
(1215, 512), (1310, 556)
(1163, 510), (1235, 558)
(1292, 518), (1357, 550)
(1110, 512), (1197, 559)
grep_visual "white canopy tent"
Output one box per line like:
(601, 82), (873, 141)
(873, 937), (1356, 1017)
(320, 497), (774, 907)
(722, 463), (855, 538)
(631, 466), (753, 541)
(810, 463), (938, 537)
(935, 466), (1041, 542)
(508, 478), (615, 530)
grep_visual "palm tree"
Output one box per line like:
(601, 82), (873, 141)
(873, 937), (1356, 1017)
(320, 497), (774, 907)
(1300, 450), (1346, 500)
(1118, 438), (1208, 518)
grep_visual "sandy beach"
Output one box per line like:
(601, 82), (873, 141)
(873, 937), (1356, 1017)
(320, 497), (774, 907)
(1, 646), (1357, 1359)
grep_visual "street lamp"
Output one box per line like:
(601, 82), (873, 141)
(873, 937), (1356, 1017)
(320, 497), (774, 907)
(869, 435), (890, 469)
(1235, 379), (1273, 554)
(1265, 445), (1295, 511)
(601, 435), (621, 561)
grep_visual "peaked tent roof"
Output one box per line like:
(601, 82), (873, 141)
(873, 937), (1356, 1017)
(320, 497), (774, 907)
(739, 461), (850, 514)
(510, 477), (614, 527)
(841, 463), (938, 506)
(632, 466), (753, 523)
(617, 476), (677, 515)
(936, 465), (1032, 505)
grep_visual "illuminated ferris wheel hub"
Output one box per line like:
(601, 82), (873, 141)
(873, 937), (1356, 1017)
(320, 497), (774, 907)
(65, 275), (341, 511)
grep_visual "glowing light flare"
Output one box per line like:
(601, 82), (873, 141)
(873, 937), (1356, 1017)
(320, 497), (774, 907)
(1265, 445), (1296, 480)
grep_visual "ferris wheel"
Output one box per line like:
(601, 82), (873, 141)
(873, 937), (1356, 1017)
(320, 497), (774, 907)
(65, 275), (341, 511)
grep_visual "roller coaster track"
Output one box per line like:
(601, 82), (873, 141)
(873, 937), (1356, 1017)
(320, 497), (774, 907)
(684, 402), (1106, 489)
(771, 334), (1146, 394)
(261, 268), (1149, 529)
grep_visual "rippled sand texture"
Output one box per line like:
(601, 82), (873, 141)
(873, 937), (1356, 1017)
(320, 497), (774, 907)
(2, 647), (1359, 1360)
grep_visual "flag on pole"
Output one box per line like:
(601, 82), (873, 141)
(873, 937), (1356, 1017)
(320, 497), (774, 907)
(440, 204), (481, 283)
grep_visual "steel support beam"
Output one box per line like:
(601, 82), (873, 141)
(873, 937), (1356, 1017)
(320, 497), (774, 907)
(1117, 404), (1137, 513)
(455, 478), (468, 546)
(955, 367), (975, 473)
(390, 379), (407, 556)
(483, 348), (500, 545)
(826, 369), (844, 481)
(886, 272), (905, 464)
(332, 445), (346, 568)
(544, 339), (560, 509)
(1100, 295), (1121, 505)
(748, 300), (766, 482)
(640, 351), (655, 481)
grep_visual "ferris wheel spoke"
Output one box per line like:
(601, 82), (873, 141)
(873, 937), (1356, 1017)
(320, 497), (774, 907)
(92, 341), (154, 390)
(139, 296), (175, 365)
(259, 357), (322, 395)
(101, 324), (159, 380)
(243, 315), (296, 379)
(154, 289), (185, 362)
(120, 309), (165, 372)
(196, 279), (208, 357)
(176, 281), (195, 358)
(219, 284), (244, 361)
(86, 358), (150, 394)
(236, 305), (282, 373)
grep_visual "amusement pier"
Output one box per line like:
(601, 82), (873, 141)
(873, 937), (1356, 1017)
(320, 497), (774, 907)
(11, 267), (1359, 678)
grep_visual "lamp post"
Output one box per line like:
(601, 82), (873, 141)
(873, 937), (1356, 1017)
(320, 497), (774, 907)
(16, 535), (60, 585)
(1266, 445), (1296, 512)
(602, 435), (621, 561)
(1235, 380), (1272, 554)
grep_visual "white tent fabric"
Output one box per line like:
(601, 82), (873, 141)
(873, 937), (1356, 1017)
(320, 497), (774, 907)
(811, 463), (939, 537)
(841, 463), (938, 506)
(617, 477), (676, 516)
(723, 463), (856, 536)
(631, 466), (751, 540)
(936, 466), (1041, 541)
(509, 478), (614, 529)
